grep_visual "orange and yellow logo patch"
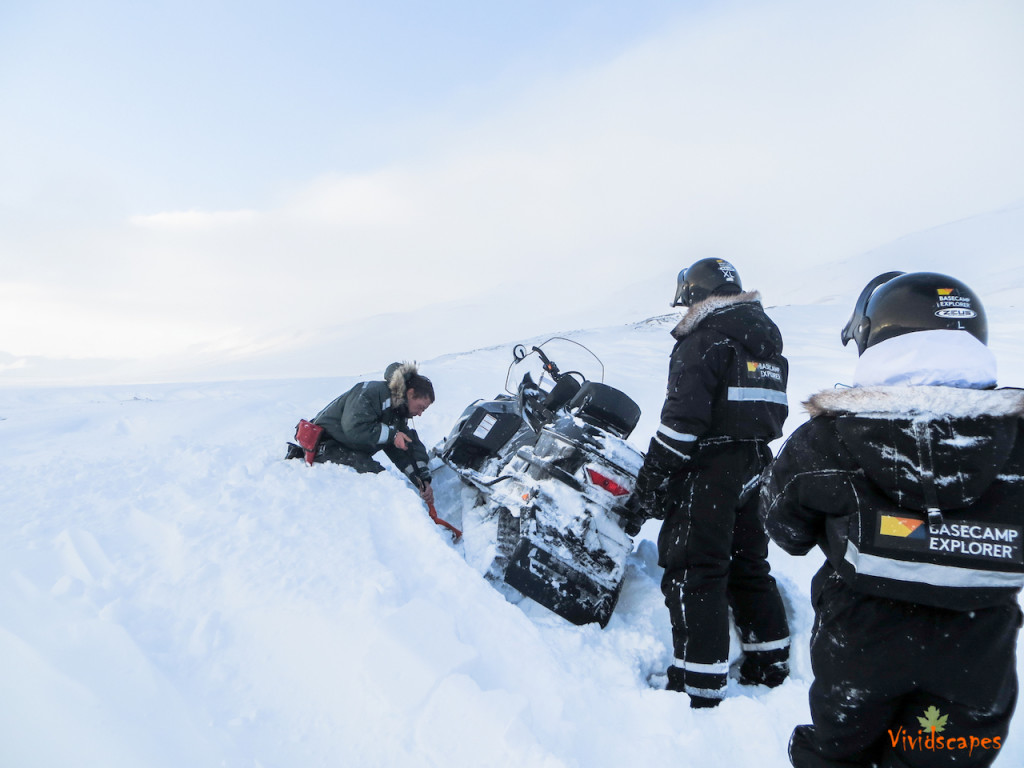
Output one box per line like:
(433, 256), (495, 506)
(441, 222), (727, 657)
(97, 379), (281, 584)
(879, 515), (926, 539)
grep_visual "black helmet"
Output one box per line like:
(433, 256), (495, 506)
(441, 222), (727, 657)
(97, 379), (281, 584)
(672, 258), (742, 307)
(841, 271), (988, 355)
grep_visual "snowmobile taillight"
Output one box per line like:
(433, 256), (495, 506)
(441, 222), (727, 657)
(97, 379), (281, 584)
(586, 468), (630, 497)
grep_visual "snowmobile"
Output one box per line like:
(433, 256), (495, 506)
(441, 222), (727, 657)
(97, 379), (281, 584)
(430, 338), (644, 627)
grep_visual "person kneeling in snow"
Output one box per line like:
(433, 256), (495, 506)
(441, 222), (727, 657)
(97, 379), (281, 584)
(288, 362), (435, 504)
(761, 271), (1024, 768)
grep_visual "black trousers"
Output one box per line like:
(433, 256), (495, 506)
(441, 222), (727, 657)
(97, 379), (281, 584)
(790, 569), (1020, 768)
(314, 439), (386, 473)
(285, 440), (384, 473)
(309, 431), (426, 485)
(658, 440), (790, 700)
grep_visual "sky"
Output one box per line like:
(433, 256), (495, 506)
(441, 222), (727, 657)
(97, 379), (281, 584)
(2, 0), (1024, 384)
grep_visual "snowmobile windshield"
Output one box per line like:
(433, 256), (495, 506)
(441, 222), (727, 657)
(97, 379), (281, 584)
(504, 337), (604, 397)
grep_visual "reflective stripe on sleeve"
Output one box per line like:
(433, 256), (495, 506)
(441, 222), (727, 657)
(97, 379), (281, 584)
(654, 434), (690, 460)
(657, 424), (699, 443)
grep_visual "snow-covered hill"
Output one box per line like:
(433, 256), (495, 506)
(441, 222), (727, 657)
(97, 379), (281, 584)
(3, 273), (1024, 766)
(5, 202), (1021, 389)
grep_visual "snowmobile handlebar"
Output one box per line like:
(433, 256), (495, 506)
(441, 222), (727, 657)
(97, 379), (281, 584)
(531, 346), (562, 378)
(507, 338), (603, 396)
(513, 343), (564, 379)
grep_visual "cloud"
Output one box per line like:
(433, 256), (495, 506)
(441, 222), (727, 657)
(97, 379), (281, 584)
(129, 210), (258, 231)
(2, 0), (1023, 377)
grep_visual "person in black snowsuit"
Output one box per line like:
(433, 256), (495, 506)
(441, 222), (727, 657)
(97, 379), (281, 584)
(289, 362), (436, 503)
(623, 258), (792, 707)
(761, 271), (1024, 768)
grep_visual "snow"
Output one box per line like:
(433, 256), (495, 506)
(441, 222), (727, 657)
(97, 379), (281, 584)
(3, 212), (1024, 766)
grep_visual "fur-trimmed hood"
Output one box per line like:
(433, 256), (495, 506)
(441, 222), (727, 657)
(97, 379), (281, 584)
(804, 384), (1024, 512)
(671, 290), (783, 360)
(384, 361), (419, 407)
(672, 290), (762, 338)
(805, 385), (1024, 420)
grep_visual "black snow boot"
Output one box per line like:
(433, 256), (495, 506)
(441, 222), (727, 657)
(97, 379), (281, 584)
(738, 649), (789, 688)
(689, 695), (722, 709)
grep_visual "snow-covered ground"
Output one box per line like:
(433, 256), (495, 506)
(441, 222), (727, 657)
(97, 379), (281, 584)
(3, 212), (1024, 767)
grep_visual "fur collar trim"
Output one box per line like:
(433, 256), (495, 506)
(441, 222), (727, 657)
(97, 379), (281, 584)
(805, 385), (1024, 420)
(672, 290), (762, 339)
(385, 361), (419, 407)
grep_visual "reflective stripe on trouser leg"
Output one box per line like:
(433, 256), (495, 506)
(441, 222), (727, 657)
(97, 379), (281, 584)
(675, 657), (728, 700)
(742, 637), (790, 653)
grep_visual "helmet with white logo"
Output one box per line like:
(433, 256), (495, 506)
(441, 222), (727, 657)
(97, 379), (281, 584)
(672, 258), (743, 307)
(841, 271), (988, 355)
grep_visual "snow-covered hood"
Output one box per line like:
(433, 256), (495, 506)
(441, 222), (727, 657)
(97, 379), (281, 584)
(805, 385), (1024, 512)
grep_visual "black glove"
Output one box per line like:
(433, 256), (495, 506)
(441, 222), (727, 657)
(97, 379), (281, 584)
(617, 459), (672, 536)
(629, 436), (688, 523)
(617, 495), (647, 536)
(632, 463), (670, 521)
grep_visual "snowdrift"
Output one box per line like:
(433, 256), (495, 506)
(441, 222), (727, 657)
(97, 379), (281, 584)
(3, 307), (1024, 767)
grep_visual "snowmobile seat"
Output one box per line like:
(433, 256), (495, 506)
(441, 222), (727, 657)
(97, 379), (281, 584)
(543, 375), (582, 413)
(568, 382), (641, 438)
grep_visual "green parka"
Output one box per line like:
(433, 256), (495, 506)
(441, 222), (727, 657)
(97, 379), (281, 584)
(313, 362), (430, 483)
